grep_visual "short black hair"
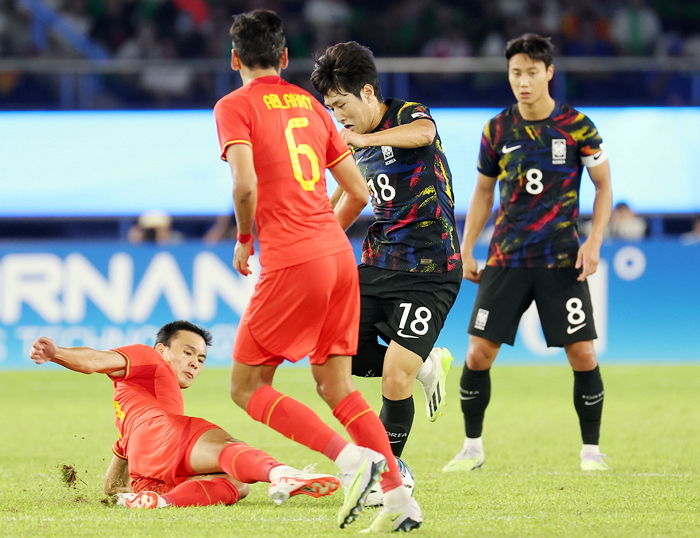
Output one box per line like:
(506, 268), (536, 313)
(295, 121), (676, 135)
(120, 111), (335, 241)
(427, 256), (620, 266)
(229, 9), (285, 69)
(311, 41), (383, 101)
(505, 33), (554, 68)
(155, 321), (213, 347)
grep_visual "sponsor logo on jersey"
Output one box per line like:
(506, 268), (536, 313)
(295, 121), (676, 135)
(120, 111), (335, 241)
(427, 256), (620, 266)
(552, 139), (566, 164)
(474, 308), (489, 330)
(411, 112), (430, 119)
(381, 145), (396, 165)
(502, 144), (521, 154)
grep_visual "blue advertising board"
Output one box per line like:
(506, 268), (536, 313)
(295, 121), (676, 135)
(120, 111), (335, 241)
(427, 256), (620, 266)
(0, 239), (698, 369)
(1, 108), (700, 217)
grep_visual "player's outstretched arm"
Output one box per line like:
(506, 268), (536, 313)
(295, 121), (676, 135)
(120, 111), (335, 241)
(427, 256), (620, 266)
(104, 454), (131, 495)
(576, 160), (612, 281)
(330, 156), (369, 229)
(29, 337), (127, 376)
(342, 119), (436, 149)
(462, 173), (497, 283)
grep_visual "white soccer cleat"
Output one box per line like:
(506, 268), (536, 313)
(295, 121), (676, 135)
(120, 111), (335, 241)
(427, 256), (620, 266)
(361, 485), (422, 533)
(336, 445), (388, 528)
(442, 438), (485, 472)
(580, 450), (611, 471)
(268, 465), (340, 505)
(116, 491), (168, 509)
(364, 456), (414, 508)
(417, 347), (453, 422)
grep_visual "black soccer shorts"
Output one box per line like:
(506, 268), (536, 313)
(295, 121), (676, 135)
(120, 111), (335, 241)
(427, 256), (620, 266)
(352, 264), (461, 377)
(467, 266), (597, 347)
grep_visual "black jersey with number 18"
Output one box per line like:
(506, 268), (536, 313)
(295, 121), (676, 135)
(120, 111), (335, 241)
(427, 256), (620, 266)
(352, 98), (461, 273)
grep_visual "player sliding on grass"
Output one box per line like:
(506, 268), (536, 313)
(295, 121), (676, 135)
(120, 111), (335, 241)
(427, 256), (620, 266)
(29, 321), (340, 509)
(214, 9), (420, 532)
(310, 41), (462, 506)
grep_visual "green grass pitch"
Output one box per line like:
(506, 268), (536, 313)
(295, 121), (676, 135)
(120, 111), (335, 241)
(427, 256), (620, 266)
(1, 364), (699, 536)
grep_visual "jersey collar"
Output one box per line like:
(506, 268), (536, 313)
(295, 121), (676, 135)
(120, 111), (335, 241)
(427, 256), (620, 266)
(513, 101), (560, 124)
(249, 75), (285, 88)
(371, 98), (398, 133)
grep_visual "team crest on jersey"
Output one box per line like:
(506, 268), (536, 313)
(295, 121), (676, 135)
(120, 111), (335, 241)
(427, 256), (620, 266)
(552, 139), (566, 164)
(381, 145), (396, 165)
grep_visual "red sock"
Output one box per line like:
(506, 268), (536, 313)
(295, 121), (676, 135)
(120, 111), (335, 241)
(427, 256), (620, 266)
(162, 477), (240, 507)
(247, 385), (348, 460)
(333, 390), (402, 492)
(218, 441), (280, 484)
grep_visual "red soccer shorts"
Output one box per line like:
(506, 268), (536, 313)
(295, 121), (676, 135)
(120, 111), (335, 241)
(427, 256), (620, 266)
(233, 249), (360, 366)
(127, 414), (219, 493)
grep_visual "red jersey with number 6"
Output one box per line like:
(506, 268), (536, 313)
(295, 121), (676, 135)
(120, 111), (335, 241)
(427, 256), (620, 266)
(214, 75), (352, 272)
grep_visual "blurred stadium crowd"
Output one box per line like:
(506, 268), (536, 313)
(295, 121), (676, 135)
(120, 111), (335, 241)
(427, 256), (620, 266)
(1, 0), (700, 108)
(4, 0), (700, 61)
(1, 0), (698, 241)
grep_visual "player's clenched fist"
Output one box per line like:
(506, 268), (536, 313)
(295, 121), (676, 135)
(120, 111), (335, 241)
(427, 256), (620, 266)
(30, 336), (58, 364)
(340, 128), (367, 148)
(462, 254), (483, 283)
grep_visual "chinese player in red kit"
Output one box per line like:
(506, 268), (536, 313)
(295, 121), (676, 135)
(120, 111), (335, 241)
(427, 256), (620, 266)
(29, 321), (341, 509)
(213, 9), (422, 532)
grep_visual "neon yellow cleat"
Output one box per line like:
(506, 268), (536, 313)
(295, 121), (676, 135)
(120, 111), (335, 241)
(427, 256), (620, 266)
(442, 440), (485, 472)
(337, 446), (387, 528)
(361, 489), (422, 533)
(417, 347), (453, 422)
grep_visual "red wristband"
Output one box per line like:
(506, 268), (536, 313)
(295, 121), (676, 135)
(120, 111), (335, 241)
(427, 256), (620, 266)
(237, 233), (252, 244)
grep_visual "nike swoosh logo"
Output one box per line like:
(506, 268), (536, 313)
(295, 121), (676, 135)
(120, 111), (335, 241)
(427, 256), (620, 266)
(502, 144), (521, 154)
(460, 396), (477, 400)
(584, 397), (603, 406)
(567, 323), (586, 334)
(389, 440), (402, 444)
(593, 152), (602, 160)
(396, 330), (419, 339)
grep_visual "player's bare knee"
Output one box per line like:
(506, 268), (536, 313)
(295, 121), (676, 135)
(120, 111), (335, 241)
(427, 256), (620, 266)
(466, 342), (498, 370)
(229, 384), (250, 409)
(381, 369), (414, 397)
(565, 341), (597, 370)
(316, 379), (353, 408)
(315, 381), (336, 404)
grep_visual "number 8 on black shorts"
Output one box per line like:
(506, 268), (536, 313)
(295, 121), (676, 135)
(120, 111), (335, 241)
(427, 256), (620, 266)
(468, 266), (597, 347)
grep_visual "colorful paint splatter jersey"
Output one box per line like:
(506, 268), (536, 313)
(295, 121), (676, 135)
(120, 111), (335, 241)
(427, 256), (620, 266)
(352, 98), (461, 273)
(478, 103), (605, 268)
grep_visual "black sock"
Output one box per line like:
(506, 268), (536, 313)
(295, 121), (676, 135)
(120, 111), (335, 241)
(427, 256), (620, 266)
(379, 396), (414, 457)
(460, 365), (491, 438)
(573, 365), (604, 445)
